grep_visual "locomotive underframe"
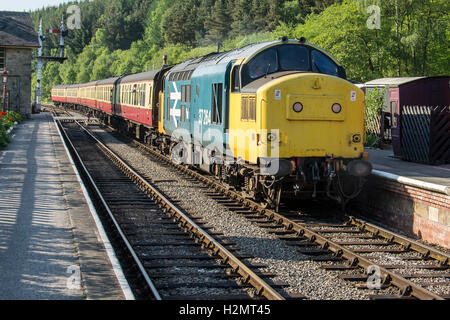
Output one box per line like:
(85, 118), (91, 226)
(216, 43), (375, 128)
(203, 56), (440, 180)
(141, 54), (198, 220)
(57, 102), (369, 211)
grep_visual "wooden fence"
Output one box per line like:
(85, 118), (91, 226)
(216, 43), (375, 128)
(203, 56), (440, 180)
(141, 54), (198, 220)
(401, 105), (449, 165)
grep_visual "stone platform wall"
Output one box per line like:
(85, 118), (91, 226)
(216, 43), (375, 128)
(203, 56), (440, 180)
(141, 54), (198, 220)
(350, 175), (450, 249)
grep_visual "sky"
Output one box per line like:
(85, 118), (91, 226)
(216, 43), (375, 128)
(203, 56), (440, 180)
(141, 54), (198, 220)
(0, 0), (73, 12)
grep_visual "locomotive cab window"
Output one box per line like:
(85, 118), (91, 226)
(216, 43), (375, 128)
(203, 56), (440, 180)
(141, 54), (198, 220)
(241, 44), (345, 87)
(279, 45), (309, 71)
(231, 66), (240, 92)
(311, 49), (339, 77)
(248, 48), (278, 80)
(211, 83), (223, 124)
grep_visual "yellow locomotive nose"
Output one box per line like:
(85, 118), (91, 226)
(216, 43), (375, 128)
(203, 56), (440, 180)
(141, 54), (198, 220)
(258, 73), (365, 160)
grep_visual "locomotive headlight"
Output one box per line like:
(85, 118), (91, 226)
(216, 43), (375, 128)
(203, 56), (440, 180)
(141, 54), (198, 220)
(293, 102), (303, 113)
(332, 103), (342, 113)
(267, 132), (277, 142)
(352, 134), (362, 143)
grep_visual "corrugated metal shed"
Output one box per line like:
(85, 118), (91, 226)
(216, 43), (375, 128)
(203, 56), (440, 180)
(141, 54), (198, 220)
(365, 77), (426, 87)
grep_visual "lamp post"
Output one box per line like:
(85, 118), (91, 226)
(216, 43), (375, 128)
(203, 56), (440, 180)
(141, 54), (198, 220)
(1, 67), (8, 113)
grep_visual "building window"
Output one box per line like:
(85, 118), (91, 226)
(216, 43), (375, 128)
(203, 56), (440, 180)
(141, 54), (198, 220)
(0, 48), (5, 69)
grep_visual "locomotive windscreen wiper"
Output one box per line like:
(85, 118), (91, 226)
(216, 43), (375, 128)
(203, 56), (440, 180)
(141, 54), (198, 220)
(264, 64), (271, 78)
(314, 62), (322, 73)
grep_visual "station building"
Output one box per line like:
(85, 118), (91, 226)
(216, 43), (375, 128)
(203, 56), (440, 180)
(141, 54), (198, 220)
(0, 11), (39, 117)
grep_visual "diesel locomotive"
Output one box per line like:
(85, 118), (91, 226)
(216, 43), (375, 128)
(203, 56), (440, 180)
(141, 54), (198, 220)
(52, 38), (372, 210)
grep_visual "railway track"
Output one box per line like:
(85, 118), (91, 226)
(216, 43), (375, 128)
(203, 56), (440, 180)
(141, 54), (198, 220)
(50, 106), (291, 300)
(121, 125), (450, 300)
(51, 105), (449, 300)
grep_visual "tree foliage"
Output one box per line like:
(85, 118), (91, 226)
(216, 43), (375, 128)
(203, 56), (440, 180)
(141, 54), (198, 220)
(31, 0), (449, 101)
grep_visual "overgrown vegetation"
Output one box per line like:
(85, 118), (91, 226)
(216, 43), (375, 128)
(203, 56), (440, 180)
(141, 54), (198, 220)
(365, 87), (386, 131)
(31, 0), (449, 101)
(0, 111), (24, 148)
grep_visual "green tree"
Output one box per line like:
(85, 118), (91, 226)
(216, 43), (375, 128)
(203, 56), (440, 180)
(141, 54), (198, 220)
(144, 0), (180, 48)
(161, 0), (203, 46)
(204, 0), (231, 46)
(280, 1), (304, 25)
(229, 0), (257, 37)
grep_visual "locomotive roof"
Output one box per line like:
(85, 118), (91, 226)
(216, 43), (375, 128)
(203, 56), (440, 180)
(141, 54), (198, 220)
(168, 39), (341, 73)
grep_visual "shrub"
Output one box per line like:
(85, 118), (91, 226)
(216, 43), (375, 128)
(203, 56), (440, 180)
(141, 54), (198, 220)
(0, 111), (23, 149)
(365, 133), (380, 148)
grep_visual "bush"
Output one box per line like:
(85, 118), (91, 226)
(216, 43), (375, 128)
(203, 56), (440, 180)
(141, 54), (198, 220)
(0, 111), (23, 149)
(7, 110), (24, 124)
(365, 133), (380, 148)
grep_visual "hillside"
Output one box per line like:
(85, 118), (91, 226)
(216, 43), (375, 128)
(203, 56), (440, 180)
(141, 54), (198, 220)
(30, 0), (449, 101)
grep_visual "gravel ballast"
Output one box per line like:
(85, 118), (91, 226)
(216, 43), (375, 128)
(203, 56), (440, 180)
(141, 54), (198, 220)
(87, 125), (448, 300)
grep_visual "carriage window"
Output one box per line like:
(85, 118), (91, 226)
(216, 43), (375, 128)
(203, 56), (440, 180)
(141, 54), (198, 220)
(311, 50), (339, 76)
(279, 45), (309, 71)
(148, 85), (153, 108)
(141, 85), (146, 107)
(247, 48), (278, 79)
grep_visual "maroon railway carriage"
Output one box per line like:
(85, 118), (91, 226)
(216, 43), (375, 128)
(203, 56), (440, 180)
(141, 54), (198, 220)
(51, 68), (170, 141)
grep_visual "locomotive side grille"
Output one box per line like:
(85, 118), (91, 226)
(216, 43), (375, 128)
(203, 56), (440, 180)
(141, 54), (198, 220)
(241, 95), (256, 122)
(248, 96), (256, 121)
(241, 96), (248, 120)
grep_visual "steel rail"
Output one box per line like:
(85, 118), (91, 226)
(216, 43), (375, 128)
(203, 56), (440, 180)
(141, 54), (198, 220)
(348, 216), (450, 265)
(131, 140), (448, 300)
(53, 105), (447, 300)
(54, 113), (162, 300)
(75, 122), (285, 301)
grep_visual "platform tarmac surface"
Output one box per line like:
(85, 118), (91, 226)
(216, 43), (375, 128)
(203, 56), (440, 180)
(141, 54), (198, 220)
(0, 113), (125, 300)
(367, 148), (450, 187)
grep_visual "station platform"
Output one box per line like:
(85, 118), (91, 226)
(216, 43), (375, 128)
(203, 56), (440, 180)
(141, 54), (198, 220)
(367, 147), (450, 189)
(0, 113), (127, 300)
(351, 147), (449, 249)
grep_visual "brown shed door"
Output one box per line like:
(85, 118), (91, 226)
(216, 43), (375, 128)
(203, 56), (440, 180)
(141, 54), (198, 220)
(390, 98), (401, 157)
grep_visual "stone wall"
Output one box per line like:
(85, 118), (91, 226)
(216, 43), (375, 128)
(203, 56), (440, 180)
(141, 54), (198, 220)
(3, 47), (32, 117)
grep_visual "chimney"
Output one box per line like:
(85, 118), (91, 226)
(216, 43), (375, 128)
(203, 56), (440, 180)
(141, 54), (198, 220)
(162, 55), (168, 67)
